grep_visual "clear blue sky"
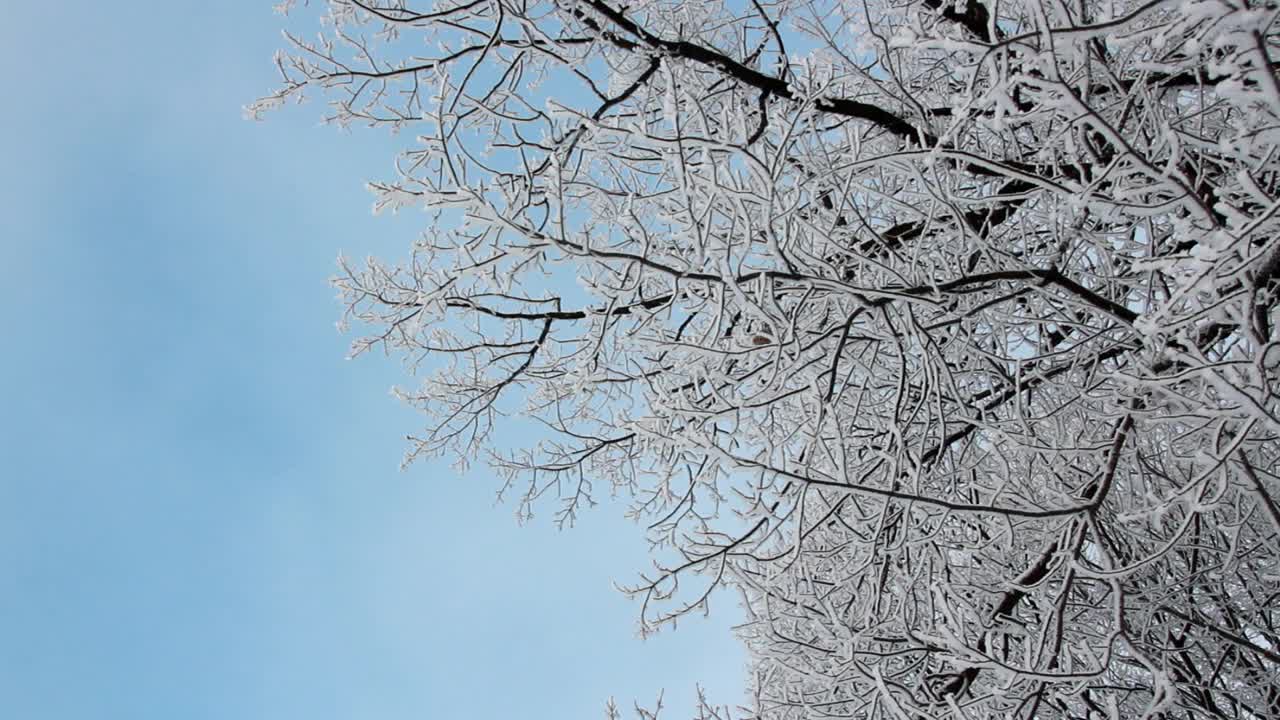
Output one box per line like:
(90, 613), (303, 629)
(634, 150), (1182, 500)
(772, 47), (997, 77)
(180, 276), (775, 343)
(0, 3), (745, 718)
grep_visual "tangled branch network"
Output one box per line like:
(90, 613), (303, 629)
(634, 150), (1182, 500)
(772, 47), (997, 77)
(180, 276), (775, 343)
(254, 0), (1280, 717)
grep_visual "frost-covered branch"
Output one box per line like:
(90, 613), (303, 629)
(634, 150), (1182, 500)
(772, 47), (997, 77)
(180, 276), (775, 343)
(257, 0), (1280, 716)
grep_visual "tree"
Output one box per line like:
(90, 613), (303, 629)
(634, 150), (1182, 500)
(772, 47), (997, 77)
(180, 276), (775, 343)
(254, 0), (1280, 717)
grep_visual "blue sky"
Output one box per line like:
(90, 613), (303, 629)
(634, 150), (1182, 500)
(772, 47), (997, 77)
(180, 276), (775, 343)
(0, 3), (744, 718)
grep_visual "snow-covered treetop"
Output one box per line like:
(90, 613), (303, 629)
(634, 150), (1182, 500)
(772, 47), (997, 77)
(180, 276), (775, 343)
(257, 1), (1280, 717)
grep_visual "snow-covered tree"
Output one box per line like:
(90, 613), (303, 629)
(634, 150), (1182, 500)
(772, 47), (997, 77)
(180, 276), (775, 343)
(255, 0), (1280, 717)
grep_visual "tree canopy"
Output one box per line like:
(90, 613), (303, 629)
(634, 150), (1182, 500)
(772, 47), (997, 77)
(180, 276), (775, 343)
(256, 0), (1280, 717)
